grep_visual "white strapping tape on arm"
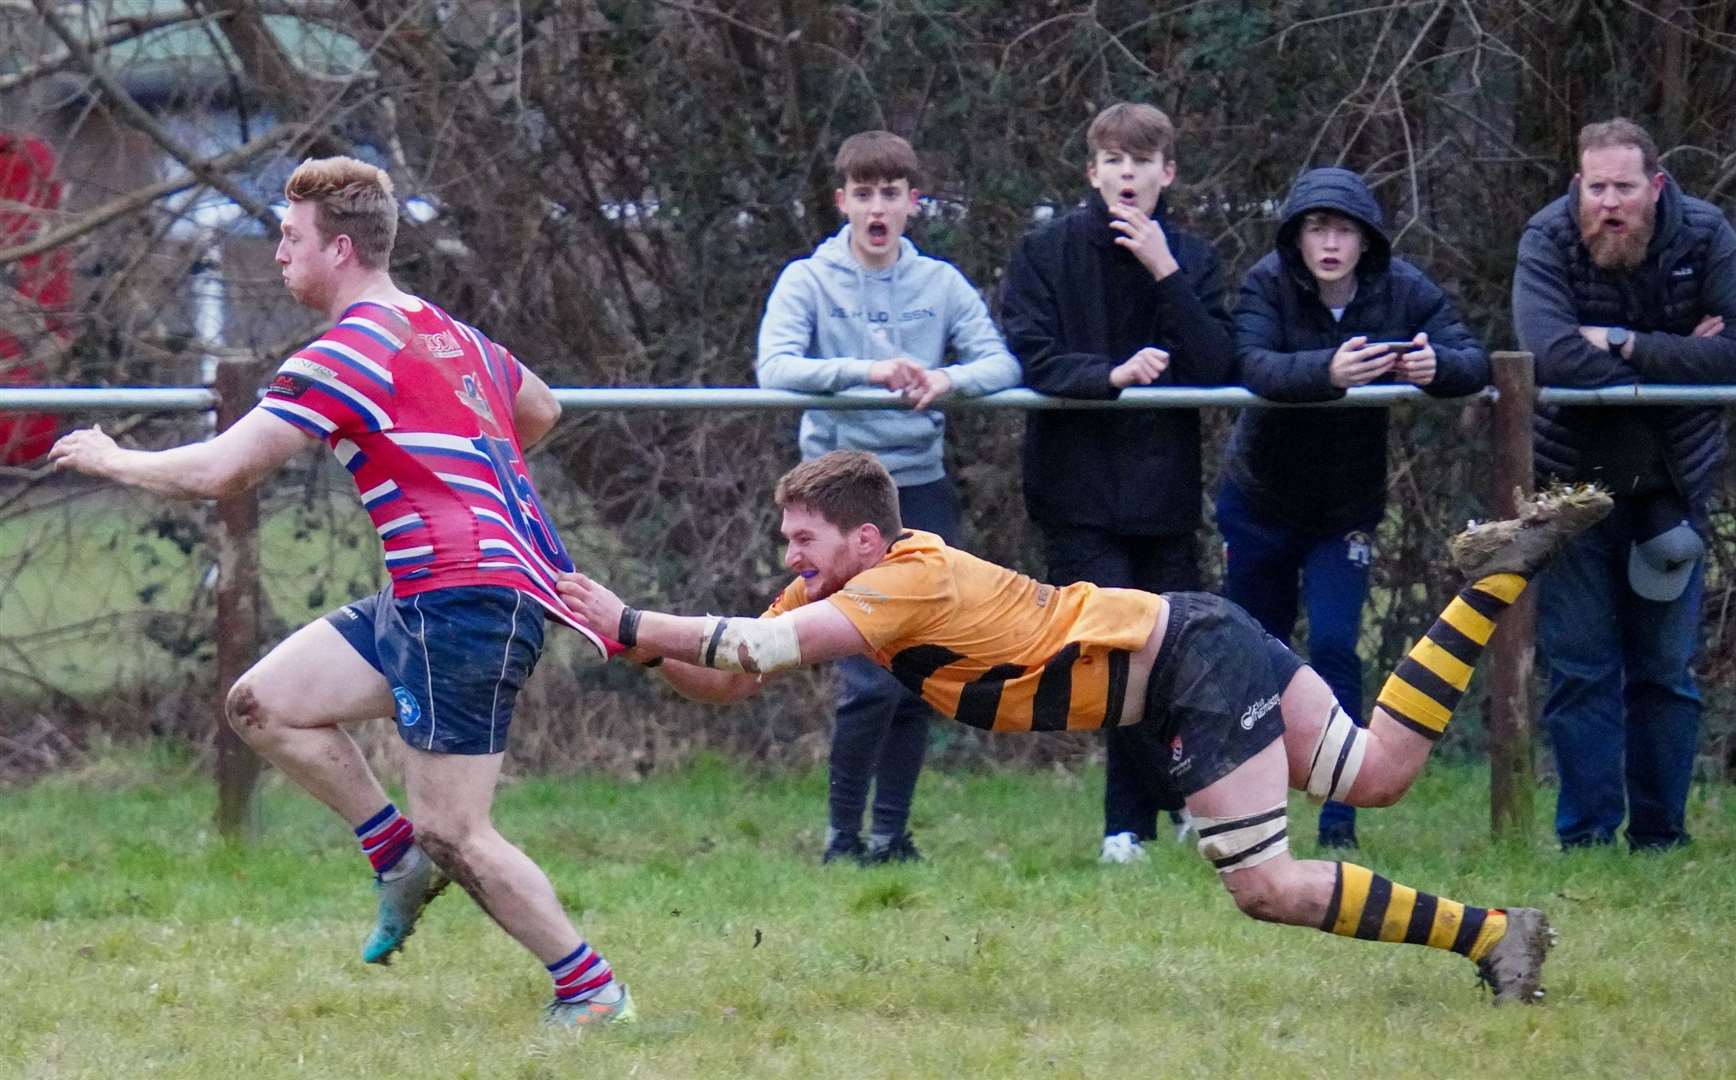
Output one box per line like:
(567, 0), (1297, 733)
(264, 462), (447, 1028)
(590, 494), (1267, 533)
(695, 615), (802, 675)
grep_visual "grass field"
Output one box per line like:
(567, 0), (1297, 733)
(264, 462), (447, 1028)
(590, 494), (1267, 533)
(4, 748), (1735, 1079)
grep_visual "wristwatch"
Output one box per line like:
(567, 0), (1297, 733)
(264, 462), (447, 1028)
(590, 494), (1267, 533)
(1606, 326), (1631, 353)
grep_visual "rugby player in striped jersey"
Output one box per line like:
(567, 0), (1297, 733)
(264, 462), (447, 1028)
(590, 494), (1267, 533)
(50, 156), (632, 1028)
(561, 449), (1611, 1005)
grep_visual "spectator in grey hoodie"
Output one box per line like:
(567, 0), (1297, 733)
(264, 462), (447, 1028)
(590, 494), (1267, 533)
(756, 130), (1020, 864)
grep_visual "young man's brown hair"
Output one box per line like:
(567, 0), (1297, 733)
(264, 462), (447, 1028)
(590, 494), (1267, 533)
(1578, 117), (1660, 176)
(1086, 102), (1177, 162)
(284, 156), (399, 269)
(775, 450), (903, 540)
(833, 130), (922, 188)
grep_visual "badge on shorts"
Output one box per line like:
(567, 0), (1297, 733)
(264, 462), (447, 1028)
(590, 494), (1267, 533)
(393, 687), (421, 727)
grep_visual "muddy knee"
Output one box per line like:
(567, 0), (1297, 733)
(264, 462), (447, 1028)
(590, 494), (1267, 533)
(225, 677), (280, 747)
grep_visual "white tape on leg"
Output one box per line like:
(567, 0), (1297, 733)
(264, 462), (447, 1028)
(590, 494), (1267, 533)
(1193, 805), (1289, 874)
(1304, 703), (1367, 804)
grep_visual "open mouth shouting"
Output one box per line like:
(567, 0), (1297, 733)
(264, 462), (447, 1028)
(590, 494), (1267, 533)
(866, 221), (889, 243)
(1117, 187), (1140, 207)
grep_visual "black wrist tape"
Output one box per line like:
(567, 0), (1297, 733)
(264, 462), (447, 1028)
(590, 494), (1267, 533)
(704, 618), (729, 668)
(617, 607), (641, 649)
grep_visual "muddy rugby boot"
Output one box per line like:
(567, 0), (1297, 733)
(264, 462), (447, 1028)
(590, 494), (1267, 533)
(1475, 907), (1557, 1005)
(1448, 484), (1613, 581)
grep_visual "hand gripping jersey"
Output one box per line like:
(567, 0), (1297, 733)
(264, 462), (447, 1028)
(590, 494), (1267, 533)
(260, 298), (611, 657)
(767, 531), (1163, 731)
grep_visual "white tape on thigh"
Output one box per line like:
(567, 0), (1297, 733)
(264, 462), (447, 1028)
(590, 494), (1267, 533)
(697, 615), (802, 674)
(1194, 805), (1289, 874)
(1304, 703), (1367, 803)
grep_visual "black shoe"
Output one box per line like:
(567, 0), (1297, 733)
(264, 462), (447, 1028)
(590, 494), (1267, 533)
(822, 832), (867, 865)
(862, 831), (923, 865)
(1317, 820), (1360, 850)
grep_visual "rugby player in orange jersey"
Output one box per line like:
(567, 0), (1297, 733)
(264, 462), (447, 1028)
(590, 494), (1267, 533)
(560, 449), (1612, 1005)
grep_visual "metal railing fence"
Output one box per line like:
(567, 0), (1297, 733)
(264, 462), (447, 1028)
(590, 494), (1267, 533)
(5, 352), (1729, 839)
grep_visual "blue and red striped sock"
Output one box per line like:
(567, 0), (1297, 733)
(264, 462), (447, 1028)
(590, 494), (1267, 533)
(548, 942), (614, 1003)
(355, 804), (415, 876)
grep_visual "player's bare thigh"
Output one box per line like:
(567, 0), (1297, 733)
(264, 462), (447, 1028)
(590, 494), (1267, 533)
(1276, 663), (1431, 803)
(227, 617), (394, 732)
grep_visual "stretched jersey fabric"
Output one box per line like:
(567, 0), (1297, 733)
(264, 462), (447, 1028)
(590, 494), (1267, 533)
(766, 531), (1162, 732)
(260, 298), (610, 657)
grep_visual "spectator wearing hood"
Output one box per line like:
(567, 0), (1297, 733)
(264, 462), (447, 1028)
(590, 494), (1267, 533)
(1222, 166), (1489, 849)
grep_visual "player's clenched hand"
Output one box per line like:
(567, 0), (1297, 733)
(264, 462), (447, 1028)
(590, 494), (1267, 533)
(48, 424), (122, 478)
(1109, 346), (1170, 389)
(555, 571), (625, 640)
(1694, 314), (1725, 338)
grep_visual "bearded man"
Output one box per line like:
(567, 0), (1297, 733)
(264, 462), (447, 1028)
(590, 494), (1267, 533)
(1512, 117), (1736, 851)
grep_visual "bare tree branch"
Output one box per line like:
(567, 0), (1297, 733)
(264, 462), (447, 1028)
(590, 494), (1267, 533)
(0, 125), (304, 265)
(30, 0), (283, 229)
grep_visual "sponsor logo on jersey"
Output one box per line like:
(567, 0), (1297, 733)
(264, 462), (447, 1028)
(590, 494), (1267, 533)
(266, 373), (311, 399)
(455, 373), (497, 426)
(1241, 693), (1280, 730)
(1034, 584), (1053, 608)
(419, 329), (465, 358)
(843, 586), (890, 614)
(282, 357), (339, 382)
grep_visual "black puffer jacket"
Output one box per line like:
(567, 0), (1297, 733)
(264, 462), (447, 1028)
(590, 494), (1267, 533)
(1224, 168), (1489, 533)
(1512, 175), (1736, 520)
(1001, 192), (1236, 534)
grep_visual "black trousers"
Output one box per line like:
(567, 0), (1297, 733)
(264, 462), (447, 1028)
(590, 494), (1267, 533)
(828, 477), (962, 838)
(1039, 523), (1200, 837)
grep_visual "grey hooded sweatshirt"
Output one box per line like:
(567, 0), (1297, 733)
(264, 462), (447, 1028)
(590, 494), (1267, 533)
(756, 224), (1020, 486)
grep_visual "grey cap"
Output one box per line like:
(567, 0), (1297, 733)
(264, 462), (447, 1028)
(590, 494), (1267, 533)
(1628, 521), (1703, 602)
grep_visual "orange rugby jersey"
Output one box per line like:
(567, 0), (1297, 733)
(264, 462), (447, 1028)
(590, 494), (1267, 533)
(766, 531), (1162, 732)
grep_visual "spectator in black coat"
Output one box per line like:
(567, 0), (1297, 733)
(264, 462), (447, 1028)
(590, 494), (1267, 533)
(1222, 166), (1489, 849)
(1001, 102), (1236, 863)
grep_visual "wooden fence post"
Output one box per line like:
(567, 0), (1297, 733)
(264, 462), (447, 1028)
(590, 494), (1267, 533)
(213, 358), (263, 841)
(1487, 351), (1537, 839)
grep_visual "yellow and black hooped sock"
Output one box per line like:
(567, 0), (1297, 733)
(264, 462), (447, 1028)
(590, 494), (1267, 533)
(1374, 573), (1526, 740)
(1320, 863), (1508, 963)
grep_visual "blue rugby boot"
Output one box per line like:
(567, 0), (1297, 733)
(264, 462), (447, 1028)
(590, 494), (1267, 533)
(362, 845), (449, 965)
(544, 983), (638, 1029)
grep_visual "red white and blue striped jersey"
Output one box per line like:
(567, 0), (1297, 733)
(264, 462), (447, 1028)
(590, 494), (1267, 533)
(260, 298), (610, 657)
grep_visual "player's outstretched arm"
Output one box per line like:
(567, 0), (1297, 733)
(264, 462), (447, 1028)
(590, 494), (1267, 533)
(557, 571), (873, 692)
(49, 408), (313, 499)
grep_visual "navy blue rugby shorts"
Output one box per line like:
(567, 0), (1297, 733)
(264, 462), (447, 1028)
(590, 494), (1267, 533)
(1136, 591), (1305, 797)
(326, 584), (545, 755)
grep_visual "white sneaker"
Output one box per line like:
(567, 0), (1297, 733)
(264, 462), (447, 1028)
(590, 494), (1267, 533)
(1099, 831), (1147, 864)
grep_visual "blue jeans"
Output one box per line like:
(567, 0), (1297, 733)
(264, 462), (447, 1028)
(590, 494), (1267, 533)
(1038, 524), (1199, 837)
(828, 477), (961, 839)
(1538, 499), (1702, 850)
(1217, 480), (1374, 834)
